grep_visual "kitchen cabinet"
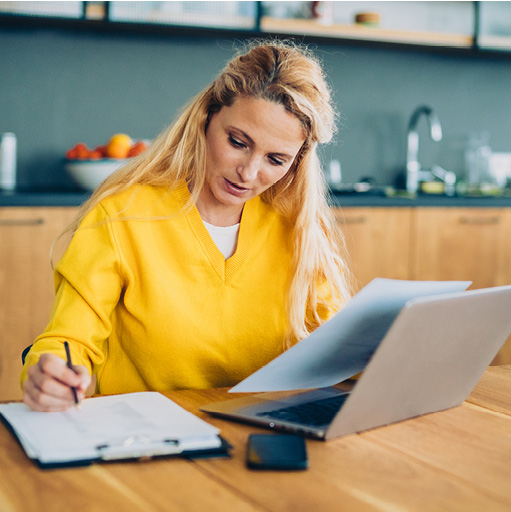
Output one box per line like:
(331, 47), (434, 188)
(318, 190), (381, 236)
(477, 1), (511, 52)
(412, 208), (511, 289)
(335, 207), (414, 291)
(413, 207), (511, 366)
(336, 206), (511, 365)
(108, 1), (257, 30)
(1, 1), (509, 57)
(0, 0), (258, 31)
(0, 207), (79, 401)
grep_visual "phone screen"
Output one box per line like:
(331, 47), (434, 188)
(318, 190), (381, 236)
(246, 434), (308, 470)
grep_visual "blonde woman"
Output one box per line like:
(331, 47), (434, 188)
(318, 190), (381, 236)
(22, 40), (353, 412)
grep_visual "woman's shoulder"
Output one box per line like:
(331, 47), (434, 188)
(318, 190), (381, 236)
(252, 196), (292, 228)
(98, 183), (183, 218)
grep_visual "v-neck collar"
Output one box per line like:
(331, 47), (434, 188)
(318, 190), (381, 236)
(175, 182), (256, 283)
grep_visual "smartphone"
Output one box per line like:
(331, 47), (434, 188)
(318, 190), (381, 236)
(246, 434), (308, 470)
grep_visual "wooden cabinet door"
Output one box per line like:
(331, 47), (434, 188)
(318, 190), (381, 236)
(0, 207), (78, 400)
(335, 207), (413, 292)
(412, 208), (511, 288)
(413, 207), (511, 365)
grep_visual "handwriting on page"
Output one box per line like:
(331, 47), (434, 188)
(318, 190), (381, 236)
(63, 400), (160, 441)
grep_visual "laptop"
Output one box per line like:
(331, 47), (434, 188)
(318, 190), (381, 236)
(201, 284), (511, 440)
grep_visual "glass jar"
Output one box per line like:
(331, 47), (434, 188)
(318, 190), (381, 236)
(465, 132), (494, 192)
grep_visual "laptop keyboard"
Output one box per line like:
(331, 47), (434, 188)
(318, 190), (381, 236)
(255, 393), (349, 428)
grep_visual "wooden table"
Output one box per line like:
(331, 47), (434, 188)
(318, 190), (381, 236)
(1, 366), (510, 512)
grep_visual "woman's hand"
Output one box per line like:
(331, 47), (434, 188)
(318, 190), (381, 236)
(23, 353), (91, 412)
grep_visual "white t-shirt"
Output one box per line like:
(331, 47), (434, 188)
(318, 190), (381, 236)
(203, 220), (240, 260)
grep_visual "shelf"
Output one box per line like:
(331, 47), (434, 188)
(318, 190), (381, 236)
(477, 0), (511, 52)
(2, 2), (511, 57)
(477, 35), (511, 52)
(260, 17), (474, 48)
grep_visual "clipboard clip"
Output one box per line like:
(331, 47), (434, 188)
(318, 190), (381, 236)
(96, 435), (182, 461)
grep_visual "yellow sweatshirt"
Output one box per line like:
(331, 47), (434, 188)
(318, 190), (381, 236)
(21, 183), (295, 394)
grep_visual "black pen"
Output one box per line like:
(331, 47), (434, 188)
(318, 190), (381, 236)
(64, 341), (80, 406)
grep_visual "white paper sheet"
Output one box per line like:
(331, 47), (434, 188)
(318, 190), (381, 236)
(230, 279), (471, 393)
(0, 392), (220, 464)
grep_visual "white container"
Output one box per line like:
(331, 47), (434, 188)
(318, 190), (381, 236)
(489, 153), (511, 188)
(64, 159), (125, 191)
(325, 159), (342, 189)
(0, 133), (17, 191)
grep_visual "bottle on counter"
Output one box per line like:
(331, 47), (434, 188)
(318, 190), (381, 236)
(0, 132), (17, 191)
(325, 159), (342, 190)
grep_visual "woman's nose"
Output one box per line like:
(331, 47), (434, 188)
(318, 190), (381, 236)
(236, 155), (260, 182)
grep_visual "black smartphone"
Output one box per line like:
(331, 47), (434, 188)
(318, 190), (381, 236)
(246, 434), (308, 470)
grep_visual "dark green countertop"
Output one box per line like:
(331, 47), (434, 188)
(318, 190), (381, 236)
(0, 190), (90, 207)
(2, 189), (511, 208)
(329, 192), (511, 208)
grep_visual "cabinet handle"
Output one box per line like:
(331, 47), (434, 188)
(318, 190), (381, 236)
(458, 216), (500, 225)
(0, 218), (45, 226)
(340, 216), (368, 225)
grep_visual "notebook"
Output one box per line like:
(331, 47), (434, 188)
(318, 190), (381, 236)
(0, 392), (228, 468)
(201, 280), (511, 440)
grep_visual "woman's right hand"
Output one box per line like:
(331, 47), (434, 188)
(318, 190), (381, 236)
(23, 353), (91, 412)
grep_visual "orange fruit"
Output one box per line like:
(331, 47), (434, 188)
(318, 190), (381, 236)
(94, 145), (107, 158)
(88, 150), (102, 160)
(66, 147), (78, 159)
(74, 143), (91, 160)
(127, 141), (148, 158)
(106, 134), (132, 159)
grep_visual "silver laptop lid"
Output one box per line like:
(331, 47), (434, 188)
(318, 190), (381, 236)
(326, 285), (511, 439)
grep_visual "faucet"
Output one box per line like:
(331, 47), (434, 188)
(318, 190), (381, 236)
(406, 105), (456, 196)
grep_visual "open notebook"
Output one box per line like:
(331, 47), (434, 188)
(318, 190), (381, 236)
(0, 392), (227, 468)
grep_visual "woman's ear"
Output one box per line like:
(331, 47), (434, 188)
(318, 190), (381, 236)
(205, 104), (222, 133)
(204, 112), (212, 133)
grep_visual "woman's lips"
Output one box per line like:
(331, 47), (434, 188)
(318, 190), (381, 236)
(224, 178), (249, 195)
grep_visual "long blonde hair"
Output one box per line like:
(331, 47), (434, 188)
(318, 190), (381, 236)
(64, 39), (353, 348)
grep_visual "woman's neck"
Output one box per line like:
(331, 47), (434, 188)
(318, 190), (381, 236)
(195, 195), (243, 227)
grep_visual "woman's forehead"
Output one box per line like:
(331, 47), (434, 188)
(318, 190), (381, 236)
(216, 97), (306, 150)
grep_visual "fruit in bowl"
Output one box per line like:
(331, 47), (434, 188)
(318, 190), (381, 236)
(105, 133), (132, 159)
(65, 134), (149, 191)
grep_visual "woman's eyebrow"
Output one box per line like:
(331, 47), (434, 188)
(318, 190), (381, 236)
(229, 126), (253, 145)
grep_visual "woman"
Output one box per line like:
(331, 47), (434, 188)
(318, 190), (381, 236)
(22, 40), (353, 412)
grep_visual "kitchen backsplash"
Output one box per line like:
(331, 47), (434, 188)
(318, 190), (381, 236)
(1, 27), (511, 190)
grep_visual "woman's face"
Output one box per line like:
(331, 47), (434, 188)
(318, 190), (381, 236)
(199, 96), (305, 224)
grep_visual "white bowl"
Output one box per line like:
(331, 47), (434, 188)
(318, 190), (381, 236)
(65, 159), (126, 191)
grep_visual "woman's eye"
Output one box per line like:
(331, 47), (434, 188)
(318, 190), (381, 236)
(229, 135), (245, 148)
(269, 156), (285, 166)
